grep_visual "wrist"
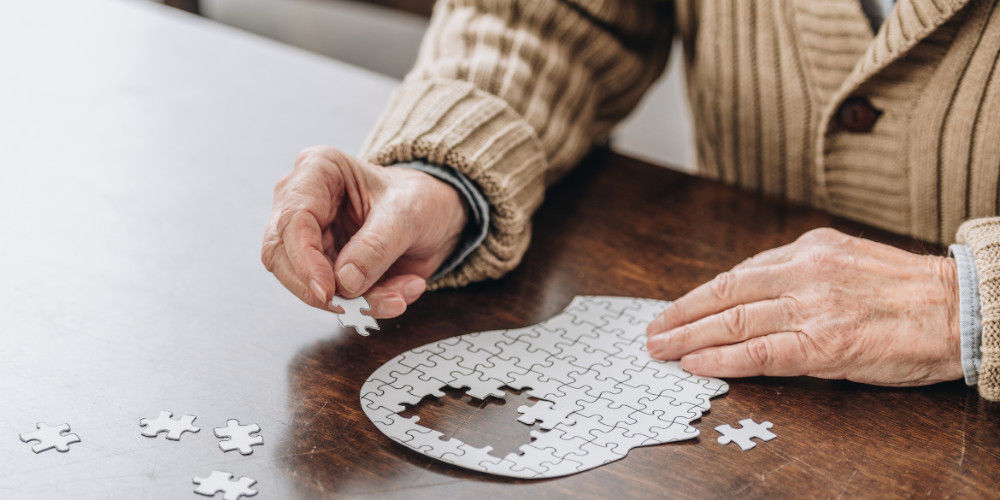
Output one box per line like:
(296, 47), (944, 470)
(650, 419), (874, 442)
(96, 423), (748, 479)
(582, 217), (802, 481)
(390, 166), (469, 249)
(949, 244), (984, 386)
(427, 173), (470, 246)
(934, 255), (964, 380)
(386, 160), (490, 282)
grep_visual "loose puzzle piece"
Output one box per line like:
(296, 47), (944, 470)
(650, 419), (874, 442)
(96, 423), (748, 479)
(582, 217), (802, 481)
(330, 295), (379, 336)
(715, 418), (776, 451)
(214, 419), (263, 455)
(139, 410), (200, 440)
(360, 296), (729, 478)
(19, 422), (80, 453)
(193, 470), (258, 500)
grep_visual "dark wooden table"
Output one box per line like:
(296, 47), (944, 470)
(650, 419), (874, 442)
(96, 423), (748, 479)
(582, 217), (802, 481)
(3, 1), (998, 498)
(288, 148), (999, 499)
(164, 0), (436, 17)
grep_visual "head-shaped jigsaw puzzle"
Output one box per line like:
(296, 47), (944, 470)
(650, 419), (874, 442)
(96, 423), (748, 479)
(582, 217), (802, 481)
(360, 296), (729, 478)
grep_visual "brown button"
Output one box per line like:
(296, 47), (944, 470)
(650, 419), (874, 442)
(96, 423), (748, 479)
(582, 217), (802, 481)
(837, 96), (882, 133)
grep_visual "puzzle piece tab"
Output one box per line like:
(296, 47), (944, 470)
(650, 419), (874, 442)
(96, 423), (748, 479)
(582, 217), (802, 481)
(330, 296), (379, 336)
(193, 470), (258, 500)
(716, 418), (776, 451)
(214, 419), (263, 455)
(19, 422), (80, 453)
(139, 410), (200, 440)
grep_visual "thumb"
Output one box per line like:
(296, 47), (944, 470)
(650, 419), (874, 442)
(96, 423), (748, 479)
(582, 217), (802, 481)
(333, 210), (412, 297)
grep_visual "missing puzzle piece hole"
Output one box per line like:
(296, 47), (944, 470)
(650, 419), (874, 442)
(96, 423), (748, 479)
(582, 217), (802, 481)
(397, 386), (550, 459)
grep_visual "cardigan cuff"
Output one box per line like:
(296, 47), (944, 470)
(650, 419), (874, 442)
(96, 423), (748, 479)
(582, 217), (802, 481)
(956, 217), (1000, 401)
(392, 161), (491, 282)
(361, 78), (547, 289)
(950, 244), (983, 386)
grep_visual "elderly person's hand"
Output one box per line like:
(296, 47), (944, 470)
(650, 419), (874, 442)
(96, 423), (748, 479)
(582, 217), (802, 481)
(646, 228), (963, 386)
(262, 146), (467, 318)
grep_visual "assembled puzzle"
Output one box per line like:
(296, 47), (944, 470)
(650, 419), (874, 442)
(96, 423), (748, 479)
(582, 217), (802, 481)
(361, 296), (729, 478)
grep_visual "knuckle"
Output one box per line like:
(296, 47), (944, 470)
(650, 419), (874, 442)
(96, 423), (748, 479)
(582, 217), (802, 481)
(260, 241), (279, 272)
(734, 255), (756, 269)
(745, 337), (771, 367)
(709, 271), (738, 303)
(799, 227), (840, 244)
(780, 293), (807, 325)
(260, 249), (273, 271)
(295, 145), (340, 166)
(798, 228), (857, 255)
(827, 333), (850, 360)
(672, 324), (694, 346)
(722, 304), (749, 339)
(667, 301), (691, 326)
(355, 232), (392, 268)
(288, 211), (313, 233)
(273, 174), (289, 194)
(294, 147), (318, 167)
(793, 331), (825, 370)
(273, 209), (296, 234)
(799, 247), (838, 270)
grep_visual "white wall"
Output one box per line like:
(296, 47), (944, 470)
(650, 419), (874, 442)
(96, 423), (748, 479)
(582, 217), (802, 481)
(200, 0), (694, 171)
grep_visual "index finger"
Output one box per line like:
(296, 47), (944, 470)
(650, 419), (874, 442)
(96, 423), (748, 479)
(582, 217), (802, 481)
(281, 210), (336, 302)
(268, 154), (349, 296)
(647, 264), (794, 336)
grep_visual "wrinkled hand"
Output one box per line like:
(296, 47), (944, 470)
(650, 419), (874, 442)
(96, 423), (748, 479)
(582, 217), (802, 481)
(262, 146), (467, 318)
(646, 228), (963, 386)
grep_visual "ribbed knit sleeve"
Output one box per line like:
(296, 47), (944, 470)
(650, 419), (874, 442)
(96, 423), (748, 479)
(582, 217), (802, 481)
(360, 0), (675, 288)
(957, 217), (1000, 402)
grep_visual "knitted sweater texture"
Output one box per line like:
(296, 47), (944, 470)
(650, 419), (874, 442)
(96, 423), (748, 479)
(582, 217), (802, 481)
(361, 0), (1000, 399)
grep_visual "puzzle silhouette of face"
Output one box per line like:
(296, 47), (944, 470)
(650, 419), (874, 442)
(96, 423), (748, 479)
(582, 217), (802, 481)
(361, 296), (729, 478)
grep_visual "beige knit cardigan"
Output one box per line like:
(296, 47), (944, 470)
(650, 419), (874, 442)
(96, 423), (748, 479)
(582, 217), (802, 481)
(361, 0), (1000, 399)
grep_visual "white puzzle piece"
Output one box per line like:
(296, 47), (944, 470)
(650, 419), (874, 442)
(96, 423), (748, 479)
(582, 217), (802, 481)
(360, 296), (729, 478)
(192, 470), (258, 500)
(214, 419), (263, 455)
(139, 410), (200, 440)
(330, 296), (379, 336)
(19, 422), (80, 453)
(716, 418), (776, 451)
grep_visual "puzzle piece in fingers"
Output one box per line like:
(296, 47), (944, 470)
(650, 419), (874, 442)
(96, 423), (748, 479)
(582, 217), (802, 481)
(716, 418), (775, 450)
(193, 470), (258, 500)
(139, 410), (200, 440)
(361, 296), (729, 478)
(19, 422), (80, 453)
(330, 295), (379, 336)
(214, 419), (263, 455)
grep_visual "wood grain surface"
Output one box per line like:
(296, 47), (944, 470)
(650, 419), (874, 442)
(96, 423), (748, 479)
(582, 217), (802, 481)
(350, 0), (435, 17)
(163, 0), (436, 17)
(164, 0), (200, 14)
(282, 149), (1000, 498)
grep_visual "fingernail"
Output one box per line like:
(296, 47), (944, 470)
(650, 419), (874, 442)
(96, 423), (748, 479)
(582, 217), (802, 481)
(403, 279), (426, 301)
(681, 354), (701, 371)
(337, 263), (364, 295)
(376, 296), (406, 317)
(309, 279), (327, 303)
